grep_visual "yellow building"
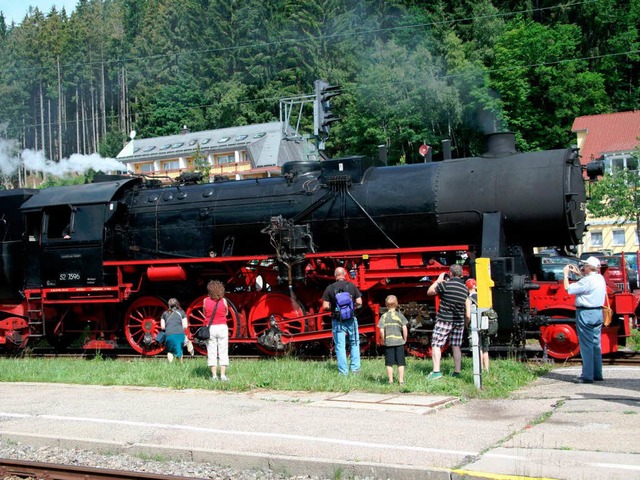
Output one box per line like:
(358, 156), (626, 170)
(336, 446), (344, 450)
(572, 111), (640, 255)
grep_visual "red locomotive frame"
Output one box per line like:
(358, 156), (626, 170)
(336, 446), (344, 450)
(2, 244), (636, 360)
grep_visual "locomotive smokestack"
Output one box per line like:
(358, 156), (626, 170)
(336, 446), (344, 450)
(484, 132), (517, 157)
(378, 144), (388, 166)
(442, 140), (452, 160)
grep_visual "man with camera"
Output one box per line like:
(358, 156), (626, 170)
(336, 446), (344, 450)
(563, 256), (607, 383)
(426, 264), (468, 380)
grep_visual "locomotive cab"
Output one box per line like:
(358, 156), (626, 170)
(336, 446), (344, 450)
(21, 178), (140, 288)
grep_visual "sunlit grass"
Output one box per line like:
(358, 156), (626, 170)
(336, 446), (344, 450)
(629, 328), (640, 352)
(0, 354), (552, 399)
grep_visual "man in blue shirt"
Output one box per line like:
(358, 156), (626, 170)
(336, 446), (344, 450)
(563, 256), (607, 383)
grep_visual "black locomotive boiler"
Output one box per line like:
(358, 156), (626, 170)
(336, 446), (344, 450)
(2, 132), (627, 359)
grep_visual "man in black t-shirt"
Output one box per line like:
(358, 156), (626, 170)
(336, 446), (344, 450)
(322, 267), (363, 375)
(426, 264), (468, 380)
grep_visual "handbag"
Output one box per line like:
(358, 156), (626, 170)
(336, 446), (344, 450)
(155, 331), (166, 344)
(602, 295), (612, 327)
(194, 299), (220, 343)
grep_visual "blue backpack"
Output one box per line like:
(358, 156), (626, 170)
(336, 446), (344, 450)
(335, 289), (355, 321)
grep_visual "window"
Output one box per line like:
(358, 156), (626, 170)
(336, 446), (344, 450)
(253, 132), (266, 139)
(142, 146), (156, 152)
(218, 137), (230, 144)
(161, 160), (179, 170)
(606, 155), (638, 174)
(216, 154), (235, 165)
(200, 138), (211, 145)
(590, 231), (603, 248)
(133, 147), (140, 153)
(140, 163), (154, 173)
(235, 134), (248, 141)
(189, 139), (198, 146)
(46, 206), (73, 239)
(612, 230), (625, 247)
(171, 142), (184, 149)
(159, 144), (171, 150)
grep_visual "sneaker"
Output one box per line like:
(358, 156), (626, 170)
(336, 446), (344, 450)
(211, 375), (218, 381)
(573, 377), (593, 384)
(186, 340), (194, 356)
(427, 371), (443, 380)
(167, 352), (174, 363)
(451, 372), (461, 378)
(594, 377), (604, 382)
(220, 375), (228, 382)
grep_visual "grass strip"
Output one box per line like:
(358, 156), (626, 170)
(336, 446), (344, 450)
(0, 355), (552, 399)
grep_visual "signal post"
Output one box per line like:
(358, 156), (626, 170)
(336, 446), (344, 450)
(470, 258), (495, 389)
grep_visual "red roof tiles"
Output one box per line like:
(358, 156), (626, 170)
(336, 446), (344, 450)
(572, 111), (640, 164)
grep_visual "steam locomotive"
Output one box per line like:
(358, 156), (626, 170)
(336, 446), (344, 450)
(0, 132), (635, 358)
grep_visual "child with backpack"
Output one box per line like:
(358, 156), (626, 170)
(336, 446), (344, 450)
(377, 295), (408, 384)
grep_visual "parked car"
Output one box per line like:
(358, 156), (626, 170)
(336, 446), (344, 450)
(535, 255), (581, 281)
(614, 252), (639, 290)
(579, 251), (608, 260)
(537, 248), (560, 257)
(594, 255), (626, 291)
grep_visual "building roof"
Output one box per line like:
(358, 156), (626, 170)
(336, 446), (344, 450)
(571, 111), (640, 162)
(116, 122), (304, 169)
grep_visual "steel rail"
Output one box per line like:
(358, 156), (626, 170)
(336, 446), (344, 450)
(0, 458), (194, 480)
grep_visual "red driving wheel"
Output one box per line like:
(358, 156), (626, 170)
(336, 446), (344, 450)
(540, 323), (580, 359)
(405, 338), (449, 358)
(248, 293), (306, 355)
(124, 296), (166, 355)
(185, 295), (239, 356)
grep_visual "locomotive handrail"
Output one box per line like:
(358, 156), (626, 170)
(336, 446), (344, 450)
(291, 189), (337, 223)
(345, 190), (399, 248)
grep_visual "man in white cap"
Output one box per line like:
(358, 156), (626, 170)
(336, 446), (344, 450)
(563, 256), (607, 383)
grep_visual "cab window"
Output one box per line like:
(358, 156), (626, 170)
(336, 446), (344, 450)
(46, 206), (74, 240)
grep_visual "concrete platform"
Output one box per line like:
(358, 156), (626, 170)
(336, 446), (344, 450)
(1, 366), (639, 479)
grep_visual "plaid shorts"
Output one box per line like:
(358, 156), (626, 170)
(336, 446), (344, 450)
(431, 321), (464, 347)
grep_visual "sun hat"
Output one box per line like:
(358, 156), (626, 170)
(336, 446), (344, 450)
(583, 256), (601, 268)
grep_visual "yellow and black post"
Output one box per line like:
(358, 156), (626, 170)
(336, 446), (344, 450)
(471, 258), (495, 389)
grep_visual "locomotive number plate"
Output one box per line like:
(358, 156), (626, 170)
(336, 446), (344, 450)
(59, 273), (82, 281)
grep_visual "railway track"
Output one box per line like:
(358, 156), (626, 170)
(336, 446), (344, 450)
(527, 350), (640, 367)
(3, 341), (639, 364)
(0, 458), (192, 480)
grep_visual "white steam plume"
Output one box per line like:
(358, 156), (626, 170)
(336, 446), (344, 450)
(0, 138), (21, 176)
(0, 138), (127, 178)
